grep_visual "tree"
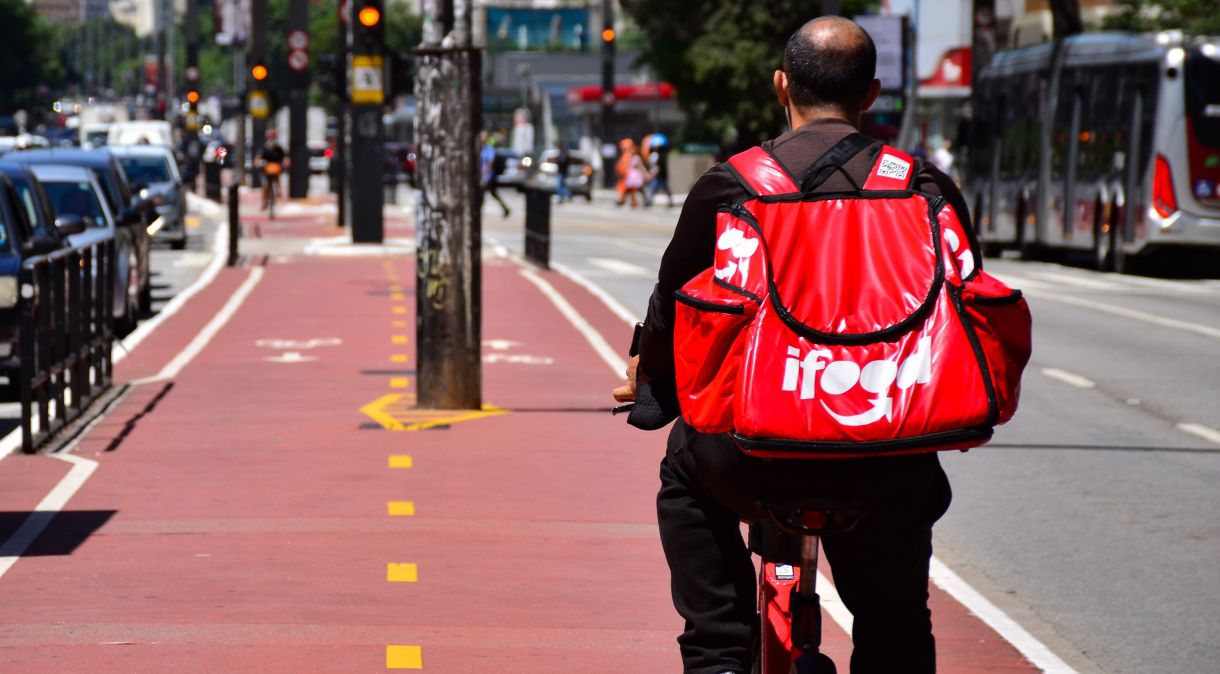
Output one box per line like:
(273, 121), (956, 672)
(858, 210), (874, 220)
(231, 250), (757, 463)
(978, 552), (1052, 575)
(1104, 0), (1220, 35)
(0, 0), (62, 114)
(621, 0), (869, 148)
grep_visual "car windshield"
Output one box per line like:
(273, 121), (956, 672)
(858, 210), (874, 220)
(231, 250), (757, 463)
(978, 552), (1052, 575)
(119, 156), (172, 185)
(42, 181), (107, 227)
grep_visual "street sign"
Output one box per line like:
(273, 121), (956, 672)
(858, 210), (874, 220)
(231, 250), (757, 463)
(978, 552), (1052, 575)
(288, 49), (309, 72)
(350, 54), (384, 104)
(248, 90), (270, 119)
(288, 30), (309, 50)
(338, 0), (350, 23)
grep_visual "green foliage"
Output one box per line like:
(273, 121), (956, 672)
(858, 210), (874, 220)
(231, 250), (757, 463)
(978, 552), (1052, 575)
(621, 0), (870, 146)
(0, 0), (63, 113)
(1104, 0), (1220, 35)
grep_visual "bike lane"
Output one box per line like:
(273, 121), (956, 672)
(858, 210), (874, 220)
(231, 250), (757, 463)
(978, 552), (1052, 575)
(0, 199), (1049, 672)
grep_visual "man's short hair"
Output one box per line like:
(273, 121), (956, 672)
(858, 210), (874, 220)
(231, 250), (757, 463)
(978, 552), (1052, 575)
(783, 18), (877, 112)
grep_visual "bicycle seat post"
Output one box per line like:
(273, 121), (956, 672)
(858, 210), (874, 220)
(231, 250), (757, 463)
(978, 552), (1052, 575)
(790, 532), (823, 654)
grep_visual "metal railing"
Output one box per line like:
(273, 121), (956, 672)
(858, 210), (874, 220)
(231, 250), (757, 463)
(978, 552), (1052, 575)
(19, 237), (116, 453)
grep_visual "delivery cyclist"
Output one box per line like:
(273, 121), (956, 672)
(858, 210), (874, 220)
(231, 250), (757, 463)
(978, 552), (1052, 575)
(614, 17), (973, 674)
(255, 130), (287, 211)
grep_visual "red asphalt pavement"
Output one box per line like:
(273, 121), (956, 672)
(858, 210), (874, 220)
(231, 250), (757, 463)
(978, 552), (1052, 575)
(0, 194), (1042, 672)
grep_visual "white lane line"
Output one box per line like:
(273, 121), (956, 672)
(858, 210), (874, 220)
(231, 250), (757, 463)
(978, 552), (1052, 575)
(930, 559), (1079, 673)
(1026, 271), (1122, 291)
(116, 196), (228, 364)
(145, 266), (265, 382)
(1177, 423), (1220, 447)
(0, 452), (99, 581)
(986, 273), (1050, 291)
(587, 257), (653, 277)
(519, 268), (628, 378)
(524, 252), (1078, 673)
(816, 571), (854, 634)
(1041, 368), (1097, 389)
(551, 261), (641, 327)
(1024, 289), (1220, 342)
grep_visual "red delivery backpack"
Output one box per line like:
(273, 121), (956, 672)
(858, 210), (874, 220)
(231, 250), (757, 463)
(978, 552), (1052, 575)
(673, 134), (1032, 458)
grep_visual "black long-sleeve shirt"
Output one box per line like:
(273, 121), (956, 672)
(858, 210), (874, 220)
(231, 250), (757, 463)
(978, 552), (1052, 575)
(637, 118), (972, 418)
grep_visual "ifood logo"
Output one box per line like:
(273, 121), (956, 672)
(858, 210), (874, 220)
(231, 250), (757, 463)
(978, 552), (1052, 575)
(714, 227), (759, 286)
(781, 337), (932, 426)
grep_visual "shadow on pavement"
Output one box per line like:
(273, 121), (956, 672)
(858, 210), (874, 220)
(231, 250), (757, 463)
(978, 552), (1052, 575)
(0, 510), (117, 556)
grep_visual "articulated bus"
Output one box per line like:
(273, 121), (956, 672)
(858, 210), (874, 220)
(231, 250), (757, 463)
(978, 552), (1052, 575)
(966, 33), (1220, 271)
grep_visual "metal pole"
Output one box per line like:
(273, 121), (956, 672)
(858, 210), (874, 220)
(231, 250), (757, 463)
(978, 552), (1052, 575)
(288, 0), (310, 199)
(600, 0), (616, 189)
(346, 0), (385, 243)
(335, 0), (350, 227)
(250, 0), (267, 187)
(414, 0), (482, 409)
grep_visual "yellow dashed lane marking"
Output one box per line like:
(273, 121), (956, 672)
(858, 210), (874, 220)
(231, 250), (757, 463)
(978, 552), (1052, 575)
(387, 563), (419, 582)
(391, 354), (408, 363)
(362, 393), (508, 432)
(387, 501), (416, 516)
(392, 335), (408, 345)
(388, 454), (414, 469)
(390, 377), (410, 389)
(392, 306), (407, 315)
(389, 285), (402, 292)
(386, 645), (423, 669)
(390, 293), (406, 301)
(392, 320), (408, 328)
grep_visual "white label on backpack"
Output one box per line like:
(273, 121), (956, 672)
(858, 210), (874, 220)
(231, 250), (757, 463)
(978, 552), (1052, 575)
(876, 154), (911, 182)
(781, 337), (932, 427)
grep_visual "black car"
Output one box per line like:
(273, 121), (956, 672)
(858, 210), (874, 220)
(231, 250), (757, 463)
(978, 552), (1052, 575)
(0, 162), (84, 399)
(12, 148), (153, 312)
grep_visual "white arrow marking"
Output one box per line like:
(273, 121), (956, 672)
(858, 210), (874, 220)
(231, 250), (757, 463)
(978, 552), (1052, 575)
(265, 351), (317, 363)
(821, 396), (893, 427)
(482, 339), (523, 351)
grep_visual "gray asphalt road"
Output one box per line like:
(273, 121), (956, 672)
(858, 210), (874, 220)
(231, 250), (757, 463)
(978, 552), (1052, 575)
(486, 191), (1220, 674)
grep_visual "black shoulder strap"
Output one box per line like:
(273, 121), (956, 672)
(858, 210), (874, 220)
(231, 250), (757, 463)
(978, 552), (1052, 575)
(795, 133), (878, 193)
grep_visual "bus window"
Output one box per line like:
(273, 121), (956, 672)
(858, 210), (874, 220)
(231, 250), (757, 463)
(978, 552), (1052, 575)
(1184, 49), (1220, 150)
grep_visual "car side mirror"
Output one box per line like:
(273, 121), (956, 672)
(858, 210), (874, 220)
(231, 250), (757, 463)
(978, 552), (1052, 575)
(54, 214), (87, 236)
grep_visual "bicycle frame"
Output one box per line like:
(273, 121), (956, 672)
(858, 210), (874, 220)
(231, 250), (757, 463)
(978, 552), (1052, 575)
(757, 534), (827, 673)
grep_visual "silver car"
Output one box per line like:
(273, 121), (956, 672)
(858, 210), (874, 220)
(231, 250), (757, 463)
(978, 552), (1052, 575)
(111, 145), (188, 249)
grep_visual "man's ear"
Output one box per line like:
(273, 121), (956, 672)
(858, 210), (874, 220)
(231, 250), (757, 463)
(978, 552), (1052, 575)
(773, 70), (790, 109)
(861, 78), (882, 112)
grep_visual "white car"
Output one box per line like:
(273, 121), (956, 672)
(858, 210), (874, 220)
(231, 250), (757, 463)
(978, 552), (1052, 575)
(107, 121), (174, 148)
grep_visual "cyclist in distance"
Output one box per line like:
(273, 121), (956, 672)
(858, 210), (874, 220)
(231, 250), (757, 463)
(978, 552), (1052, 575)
(613, 16), (971, 674)
(255, 130), (287, 212)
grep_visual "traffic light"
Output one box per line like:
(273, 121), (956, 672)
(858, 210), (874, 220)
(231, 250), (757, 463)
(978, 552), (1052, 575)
(185, 89), (201, 105)
(602, 27), (616, 43)
(352, 0), (384, 53)
(251, 63), (269, 84)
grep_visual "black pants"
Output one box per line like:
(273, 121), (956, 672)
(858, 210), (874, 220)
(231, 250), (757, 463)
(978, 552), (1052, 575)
(483, 181), (510, 216)
(657, 421), (952, 674)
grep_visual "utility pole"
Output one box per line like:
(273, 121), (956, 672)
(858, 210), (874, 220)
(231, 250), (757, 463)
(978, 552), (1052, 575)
(346, 0), (385, 242)
(287, 0), (310, 199)
(184, 0), (202, 186)
(414, 0), (482, 409)
(335, 0), (350, 227)
(600, 0), (616, 189)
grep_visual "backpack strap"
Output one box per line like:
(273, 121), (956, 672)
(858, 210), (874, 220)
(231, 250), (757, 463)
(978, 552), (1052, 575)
(796, 132), (878, 193)
(862, 145), (917, 191)
(725, 146), (799, 197)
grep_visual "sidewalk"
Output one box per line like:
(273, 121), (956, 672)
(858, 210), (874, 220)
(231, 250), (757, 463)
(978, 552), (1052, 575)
(0, 192), (1043, 672)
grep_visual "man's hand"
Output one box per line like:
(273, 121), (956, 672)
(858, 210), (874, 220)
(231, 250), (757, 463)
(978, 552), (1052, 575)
(612, 355), (645, 403)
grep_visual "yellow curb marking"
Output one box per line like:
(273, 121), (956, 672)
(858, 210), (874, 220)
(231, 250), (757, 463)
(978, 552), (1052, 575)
(392, 306), (407, 315)
(392, 335), (408, 345)
(388, 454), (414, 469)
(386, 645), (423, 669)
(361, 393), (508, 432)
(387, 501), (416, 516)
(390, 377), (410, 389)
(387, 563), (419, 583)
(391, 354), (408, 363)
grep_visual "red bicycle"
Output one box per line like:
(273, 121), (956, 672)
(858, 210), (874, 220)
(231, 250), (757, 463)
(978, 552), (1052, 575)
(749, 497), (868, 674)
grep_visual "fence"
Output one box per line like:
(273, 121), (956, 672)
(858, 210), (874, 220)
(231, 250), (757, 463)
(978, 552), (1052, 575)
(19, 236), (116, 453)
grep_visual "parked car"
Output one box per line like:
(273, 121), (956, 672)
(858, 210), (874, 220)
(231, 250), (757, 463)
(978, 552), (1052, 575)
(0, 164), (82, 398)
(530, 149), (595, 201)
(12, 148), (153, 312)
(494, 148), (531, 190)
(28, 164), (139, 332)
(111, 145), (188, 250)
(308, 140), (331, 175)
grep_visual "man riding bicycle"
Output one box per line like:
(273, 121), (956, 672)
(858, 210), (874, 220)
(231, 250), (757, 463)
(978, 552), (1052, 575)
(255, 130), (287, 211)
(615, 17), (975, 674)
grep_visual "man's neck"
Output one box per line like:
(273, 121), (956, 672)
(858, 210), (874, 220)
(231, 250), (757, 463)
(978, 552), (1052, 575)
(789, 106), (860, 131)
